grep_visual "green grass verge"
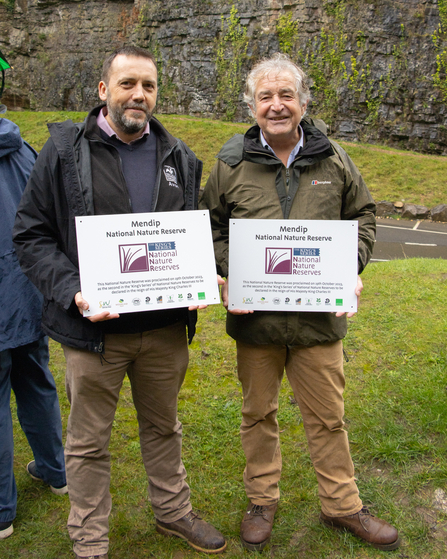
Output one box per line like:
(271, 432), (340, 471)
(3, 259), (447, 558)
(3, 110), (447, 207)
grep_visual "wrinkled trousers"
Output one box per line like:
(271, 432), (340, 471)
(236, 340), (362, 517)
(62, 322), (191, 557)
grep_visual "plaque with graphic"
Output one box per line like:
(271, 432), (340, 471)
(75, 210), (220, 316)
(228, 219), (358, 313)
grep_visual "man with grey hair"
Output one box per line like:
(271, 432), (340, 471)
(200, 53), (400, 552)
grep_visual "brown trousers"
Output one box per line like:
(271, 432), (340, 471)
(236, 340), (362, 517)
(63, 322), (191, 557)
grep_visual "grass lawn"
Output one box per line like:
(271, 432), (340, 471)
(1, 111), (447, 557)
(3, 110), (447, 207)
(3, 258), (447, 559)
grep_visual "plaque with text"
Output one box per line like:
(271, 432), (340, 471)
(228, 219), (358, 312)
(75, 210), (219, 316)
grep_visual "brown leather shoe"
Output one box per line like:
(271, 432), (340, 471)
(156, 510), (226, 554)
(320, 506), (400, 550)
(74, 554), (108, 559)
(240, 502), (278, 551)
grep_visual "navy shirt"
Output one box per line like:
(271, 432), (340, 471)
(94, 123), (187, 335)
(102, 130), (157, 212)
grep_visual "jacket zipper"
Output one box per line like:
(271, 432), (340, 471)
(151, 140), (179, 211)
(88, 137), (132, 211)
(246, 149), (295, 217)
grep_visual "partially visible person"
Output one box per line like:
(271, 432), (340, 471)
(200, 53), (400, 552)
(0, 116), (67, 540)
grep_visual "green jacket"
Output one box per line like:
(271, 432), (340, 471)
(199, 118), (376, 347)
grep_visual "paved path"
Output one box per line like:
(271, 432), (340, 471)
(373, 218), (447, 261)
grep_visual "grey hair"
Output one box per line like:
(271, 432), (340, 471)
(243, 53), (311, 113)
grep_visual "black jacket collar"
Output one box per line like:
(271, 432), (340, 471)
(83, 105), (178, 154)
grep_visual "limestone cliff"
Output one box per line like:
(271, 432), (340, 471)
(1, 0), (446, 153)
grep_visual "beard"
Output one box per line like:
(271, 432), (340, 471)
(107, 99), (153, 135)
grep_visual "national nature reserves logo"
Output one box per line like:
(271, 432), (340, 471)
(265, 248), (292, 274)
(119, 244), (149, 273)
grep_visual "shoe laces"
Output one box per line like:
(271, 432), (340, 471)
(357, 506), (374, 529)
(185, 510), (202, 523)
(348, 505), (373, 519)
(359, 506), (374, 518)
(249, 504), (268, 517)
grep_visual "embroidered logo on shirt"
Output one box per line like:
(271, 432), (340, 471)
(163, 165), (179, 188)
(311, 180), (332, 185)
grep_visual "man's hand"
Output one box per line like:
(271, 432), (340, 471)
(74, 292), (120, 322)
(335, 275), (363, 318)
(187, 275), (225, 310)
(221, 277), (254, 315)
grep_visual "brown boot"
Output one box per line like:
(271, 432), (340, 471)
(156, 510), (226, 554)
(74, 554), (108, 559)
(240, 502), (278, 551)
(320, 506), (400, 550)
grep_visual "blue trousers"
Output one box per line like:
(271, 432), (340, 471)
(0, 336), (66, 522)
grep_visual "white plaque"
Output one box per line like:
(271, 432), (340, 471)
(228, 219), (358, 312)
(75, 210), (219, 316)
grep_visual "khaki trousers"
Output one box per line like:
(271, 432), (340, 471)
(236, 340), (362, 517)
(62, 322), (191, 557)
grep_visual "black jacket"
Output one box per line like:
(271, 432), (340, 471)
(13, 106), (202, 352)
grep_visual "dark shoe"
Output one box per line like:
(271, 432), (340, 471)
(156, 510), (226, 554)
(0, 521), (13, 539)
(320, 506), (401, 550)
(240, 502), (278, 551)
(27, 460), (68, 495)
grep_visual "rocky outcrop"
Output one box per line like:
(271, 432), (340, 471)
(376, 200), (446, 221)
(431, 204), (447, 222)
(1, 0), (447, 153)
(401, 204), (431, 219)
(376, 201), (397, 217)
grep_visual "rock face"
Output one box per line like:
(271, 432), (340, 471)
(1, 0), (447, 153)
(431, 204), (447, 221)
(376, 201), (396, 217)
(401, 203), (430, 219)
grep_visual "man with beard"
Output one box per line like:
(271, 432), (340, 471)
(13, 46), (226, 558)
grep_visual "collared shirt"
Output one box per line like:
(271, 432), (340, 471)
(95, 106), (156, 214)
(260, 124), (304, 168)
(97, 107), (150, 144)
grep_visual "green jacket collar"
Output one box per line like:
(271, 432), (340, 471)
(217, 117), (335, 167)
